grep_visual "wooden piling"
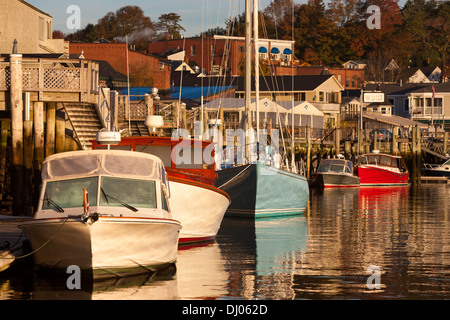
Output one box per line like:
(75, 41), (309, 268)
(46, 102), (56, 157)
(411, 126), (421, 185)
(335, 126), (340, 156)
(55, 103), (65, 153)
(33, 101), (44, 166)
(306, 126), (311, 180)
(444, 132), (448, 156)
(0, 120), (9, 199)
(392, 126), (399, 155)
(9, 54), (25, 215)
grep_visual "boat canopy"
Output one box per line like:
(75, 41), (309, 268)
(317, 159), (353, 173)
(42, 150), (166, 184)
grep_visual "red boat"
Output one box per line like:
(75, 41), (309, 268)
(92, 135), (230, 245)
(356, 152), (409, 186)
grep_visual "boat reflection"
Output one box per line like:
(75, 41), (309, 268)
(217, 215), (309, 299)
(358, 186), (409, 212)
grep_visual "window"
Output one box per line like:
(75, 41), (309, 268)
(319, 91), (324, 102)
(211, 44), (216, 56)
(43, 177), (98, 210)
(39, 17), (45, 41)
(191, 45), (196, 56)
(404, 98), (409, 112)
(100, 177), (157, 209)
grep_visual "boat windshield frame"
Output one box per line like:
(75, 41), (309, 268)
(41, 175), (159, 212)
(317, 159), (353, 174)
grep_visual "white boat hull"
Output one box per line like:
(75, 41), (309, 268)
(168, 179), (230, 244)
(19, 217), (181, 278)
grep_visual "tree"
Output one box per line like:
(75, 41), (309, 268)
(157, 13), (186, 39)
(52, 30), (66, 39)
(67, 6), (156, 51)
(401, 0), (449, 81)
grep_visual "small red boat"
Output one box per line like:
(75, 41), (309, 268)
(356, 151), (409, 186)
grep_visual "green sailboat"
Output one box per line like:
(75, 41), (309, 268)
(216, 0), (309, 219)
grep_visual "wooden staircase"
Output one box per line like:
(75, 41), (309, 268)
(118, 121), (150, 137)
(63, 103), (105, 149)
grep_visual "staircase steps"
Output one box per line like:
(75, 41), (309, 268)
(63, 103), (104, 149)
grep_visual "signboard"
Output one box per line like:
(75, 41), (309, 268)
(363, 92), (385, 103)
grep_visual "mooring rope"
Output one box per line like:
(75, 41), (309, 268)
(217, 164), (252, 189)
(1, 217), (70, 260)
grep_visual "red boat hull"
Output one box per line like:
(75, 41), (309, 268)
(357, 166), (409, 186)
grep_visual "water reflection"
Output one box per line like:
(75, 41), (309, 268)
(303, 185), (450, 299)
(218, 216), (309, 299)
(1, 185), (449, 299)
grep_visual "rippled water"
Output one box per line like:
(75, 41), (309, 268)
(1, 184), (449, 300)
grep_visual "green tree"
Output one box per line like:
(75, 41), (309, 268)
(157, 13), (186, 39)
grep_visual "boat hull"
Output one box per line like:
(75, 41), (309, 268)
(423, 165), (450, 177)
(311, 172), (360, 188)
(217, 162), (309, 218)
(168, 178), (230, 244)
(357, 166), (409, 186)
(19, 217), (181, 278)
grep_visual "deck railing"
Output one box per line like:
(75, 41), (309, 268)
(0, 57), (99, 102)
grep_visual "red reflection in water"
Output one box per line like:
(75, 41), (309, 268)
(358, 186), (409, 212)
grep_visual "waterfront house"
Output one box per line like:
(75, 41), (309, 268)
(234, 74), (343, 126)
(148, 35), (295, 77)
(0, 0), (66, 54)
(365, 82), (450, 129)
(403, 66), (442, 83)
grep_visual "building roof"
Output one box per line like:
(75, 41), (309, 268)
(363, 111), (427, 128)
(19, 0), (52, 17)
(236, 75), (338, 92)
(365, 82), (450, 96)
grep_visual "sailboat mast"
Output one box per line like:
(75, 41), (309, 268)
(245, 0), (252, 161)
(290, 0), (295, 172)
(254, 0), (259, 145)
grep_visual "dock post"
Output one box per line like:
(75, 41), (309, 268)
(55, 103), (66, 153)
(344, 140), (351, 159)
(0, 120), (9, 203)
(9, 54), (25, 215)
(411, 126), (421, 185)
(392, 126), (399, 155)
(23, 93), (34, 216)
(33, 101), (45, 166)
(46, 102), (56, 157)
(444, 132), (448, 156)
(335, 126), (340, 156)
(306, 126), (311, 180)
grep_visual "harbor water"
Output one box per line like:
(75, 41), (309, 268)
(1, 184), (449, 300)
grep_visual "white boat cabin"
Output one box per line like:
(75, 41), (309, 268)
(36, 150), (171, 219)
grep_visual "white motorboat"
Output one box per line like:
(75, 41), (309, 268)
(423, 158), (450, 177)
(19, 150), (181, 278)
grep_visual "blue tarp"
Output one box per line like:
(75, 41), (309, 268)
(118, 86), (234, 101)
